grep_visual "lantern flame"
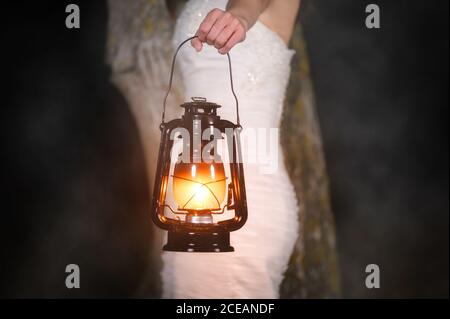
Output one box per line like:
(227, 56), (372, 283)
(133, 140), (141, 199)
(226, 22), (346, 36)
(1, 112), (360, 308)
(173, 162), (226, 211)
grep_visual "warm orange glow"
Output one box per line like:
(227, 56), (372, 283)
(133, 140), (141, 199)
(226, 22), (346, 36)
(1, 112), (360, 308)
(173, 162), (226, 211)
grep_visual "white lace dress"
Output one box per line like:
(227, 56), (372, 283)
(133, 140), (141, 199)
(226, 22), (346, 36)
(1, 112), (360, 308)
(162, 0), (299, 298)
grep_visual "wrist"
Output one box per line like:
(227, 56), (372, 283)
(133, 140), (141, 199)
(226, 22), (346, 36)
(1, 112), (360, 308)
(227, 9), (250, 31)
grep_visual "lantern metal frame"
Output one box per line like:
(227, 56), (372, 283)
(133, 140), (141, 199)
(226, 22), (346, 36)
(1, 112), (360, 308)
(150, 36), (248, 252)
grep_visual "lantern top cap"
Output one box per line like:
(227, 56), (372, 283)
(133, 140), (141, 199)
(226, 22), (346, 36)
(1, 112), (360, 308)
(180, 96), (221, 110)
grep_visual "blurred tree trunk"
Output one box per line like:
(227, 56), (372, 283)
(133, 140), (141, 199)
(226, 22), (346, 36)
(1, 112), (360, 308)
(279, 24), (340, 298)
(106, 0), (340, 298)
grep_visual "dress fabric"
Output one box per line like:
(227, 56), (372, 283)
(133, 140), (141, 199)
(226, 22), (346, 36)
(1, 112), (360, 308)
(162, 0), (299, 298)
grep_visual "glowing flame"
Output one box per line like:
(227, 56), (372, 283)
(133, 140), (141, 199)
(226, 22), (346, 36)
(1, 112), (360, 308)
(172, 162), (226, 211)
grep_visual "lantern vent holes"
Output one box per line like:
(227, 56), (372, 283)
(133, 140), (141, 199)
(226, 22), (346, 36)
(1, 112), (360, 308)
(181, 97), (221, 117)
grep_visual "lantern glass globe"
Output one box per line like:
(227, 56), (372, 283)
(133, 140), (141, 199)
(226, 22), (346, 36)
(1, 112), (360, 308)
(173, 161), (226, 211)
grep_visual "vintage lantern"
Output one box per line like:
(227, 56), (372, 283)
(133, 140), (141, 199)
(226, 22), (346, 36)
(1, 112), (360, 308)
(151, 37), (248, 252)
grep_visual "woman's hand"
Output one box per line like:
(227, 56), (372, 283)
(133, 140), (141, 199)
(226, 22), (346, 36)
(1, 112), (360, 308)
(191, 8), (248, 55)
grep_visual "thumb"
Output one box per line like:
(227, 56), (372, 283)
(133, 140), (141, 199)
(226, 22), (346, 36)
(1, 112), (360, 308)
(191, 37), (203, 52)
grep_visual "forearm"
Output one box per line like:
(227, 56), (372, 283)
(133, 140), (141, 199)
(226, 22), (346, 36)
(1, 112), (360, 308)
(226, 0), (271, 31)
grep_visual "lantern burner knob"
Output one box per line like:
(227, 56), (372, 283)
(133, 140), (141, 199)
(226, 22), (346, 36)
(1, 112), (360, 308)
(186, 212), (213, 224)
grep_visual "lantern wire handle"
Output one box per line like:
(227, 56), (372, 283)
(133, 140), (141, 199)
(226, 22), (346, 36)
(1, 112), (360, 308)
(162, 36), (241, 127)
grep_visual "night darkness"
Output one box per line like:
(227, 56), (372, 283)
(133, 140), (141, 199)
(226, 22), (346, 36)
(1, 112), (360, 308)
(0, 0), (448, 298)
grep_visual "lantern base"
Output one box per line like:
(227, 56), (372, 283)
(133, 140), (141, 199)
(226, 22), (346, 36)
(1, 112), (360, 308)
(163, 231), (234, 252)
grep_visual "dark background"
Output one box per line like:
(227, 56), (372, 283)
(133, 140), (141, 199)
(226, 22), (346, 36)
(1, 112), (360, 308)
(0, 0), (448, 298)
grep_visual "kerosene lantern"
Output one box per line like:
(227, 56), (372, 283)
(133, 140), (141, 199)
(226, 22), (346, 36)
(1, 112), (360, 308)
(151, 37), (247, 252)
